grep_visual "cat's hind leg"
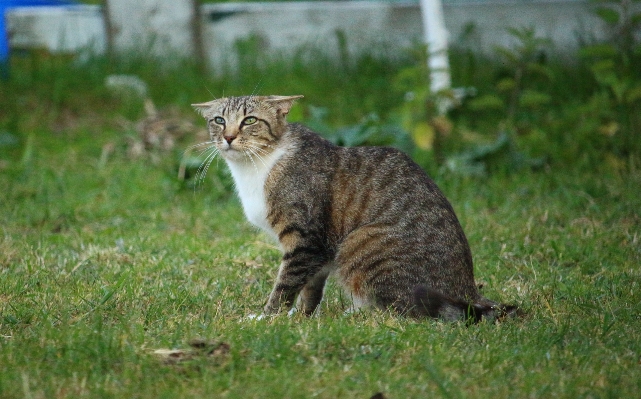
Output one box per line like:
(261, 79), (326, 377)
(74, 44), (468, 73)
(342, 292), (370, 315)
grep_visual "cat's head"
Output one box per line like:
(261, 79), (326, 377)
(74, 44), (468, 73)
(192, 95), (303, 162)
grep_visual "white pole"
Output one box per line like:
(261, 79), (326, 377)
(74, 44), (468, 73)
(420, 0), (451, 96)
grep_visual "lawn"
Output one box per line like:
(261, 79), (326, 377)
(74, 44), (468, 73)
(1, 51), (640, 398)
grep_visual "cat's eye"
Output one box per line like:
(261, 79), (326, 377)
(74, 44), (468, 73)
(213, 117), (225, 125)
(243, 116), (258, 125)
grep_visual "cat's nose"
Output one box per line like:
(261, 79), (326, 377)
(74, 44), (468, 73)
(224, 135), (236, 144)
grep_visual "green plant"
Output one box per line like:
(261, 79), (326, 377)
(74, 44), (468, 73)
(305, 106), (409, 149)
(389, 45), (460, 171)
(444, 27), (553, 175)
(467, 27), (553, 133)
(578, 0), (641, 156)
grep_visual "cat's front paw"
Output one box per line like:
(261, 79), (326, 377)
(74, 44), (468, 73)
(263, 303), (281, 315)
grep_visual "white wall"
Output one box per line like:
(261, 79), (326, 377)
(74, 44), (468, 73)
(104, 0), (198, 57)
(201, 1), (423, 70)
(7, 5), (105, 54)
(7, 0), (638, 63)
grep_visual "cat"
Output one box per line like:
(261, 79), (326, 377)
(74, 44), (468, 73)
(192, 95), (517, 322)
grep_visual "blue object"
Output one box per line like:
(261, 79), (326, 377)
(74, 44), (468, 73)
(1, 0), (74, 79)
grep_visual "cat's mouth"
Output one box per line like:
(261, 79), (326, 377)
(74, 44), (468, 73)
(219, 141), (236, 152)
(218, 142), (249, 161)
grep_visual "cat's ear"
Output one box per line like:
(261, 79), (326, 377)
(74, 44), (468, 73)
(265, 95), (304, 116)
(191, 101), (216, 117)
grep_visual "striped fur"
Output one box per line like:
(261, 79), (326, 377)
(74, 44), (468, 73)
(193, 95), (517, 322)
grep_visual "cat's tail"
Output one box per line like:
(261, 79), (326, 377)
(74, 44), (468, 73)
(412, 285), (519, 323)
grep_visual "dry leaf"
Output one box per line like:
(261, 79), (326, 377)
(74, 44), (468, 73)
(152, 339), (230, 365)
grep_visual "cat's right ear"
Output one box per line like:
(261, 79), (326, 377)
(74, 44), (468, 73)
(265, 95), (304, 116)
(191, 101), (216, 117)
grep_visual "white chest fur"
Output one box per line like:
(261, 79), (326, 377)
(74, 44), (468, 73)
(225, 147), (287, 240)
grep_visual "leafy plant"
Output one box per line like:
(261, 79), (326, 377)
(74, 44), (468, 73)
(445, 132), (545, 176)
(578, 0), (641, 156)
(389, 45), (460, 168)
(305, 105), (411, 150)
(446, 27), (553, 175)
(469, 27), (553, 131)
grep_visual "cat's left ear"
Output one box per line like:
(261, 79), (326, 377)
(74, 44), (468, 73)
(265, 95), (304, 116)
(191, 101), (216, 117)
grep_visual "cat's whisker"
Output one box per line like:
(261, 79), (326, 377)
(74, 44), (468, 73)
(246, 146), (269, 168)
(197, 156), (218, 191)
(198, 152), (219, 189)
(252, 148), (272, 160)
(250, 143), (269, 155)
(195, 147), (217, 175)
(245, 150), (260, 175)
(250, 147), (269, 164)
(203, 147), (220, 172)
(182, 141), (215, 157)
(203, 84), (217, 100)
(245, 140), (275, 155)
(185, 144), (217, 168)
(250, 141), (276, 150)
(250, 79), (263, 99)
(195, 147), (219, 188)
(195, 157), (212, 188)
(195, 145), (218, 158)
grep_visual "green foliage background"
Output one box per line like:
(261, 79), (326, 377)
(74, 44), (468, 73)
(1, 2), (641, 397)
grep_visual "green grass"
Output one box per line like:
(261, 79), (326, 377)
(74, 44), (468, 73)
(1, 52), (641, 398)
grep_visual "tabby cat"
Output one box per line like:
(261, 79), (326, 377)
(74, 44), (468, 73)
(192, 95), (516, 322)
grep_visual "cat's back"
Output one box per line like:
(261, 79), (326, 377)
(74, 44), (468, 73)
(284, 124), (459, 236)
(279, 123), (455, 211)
(283, 122), (432, 185)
